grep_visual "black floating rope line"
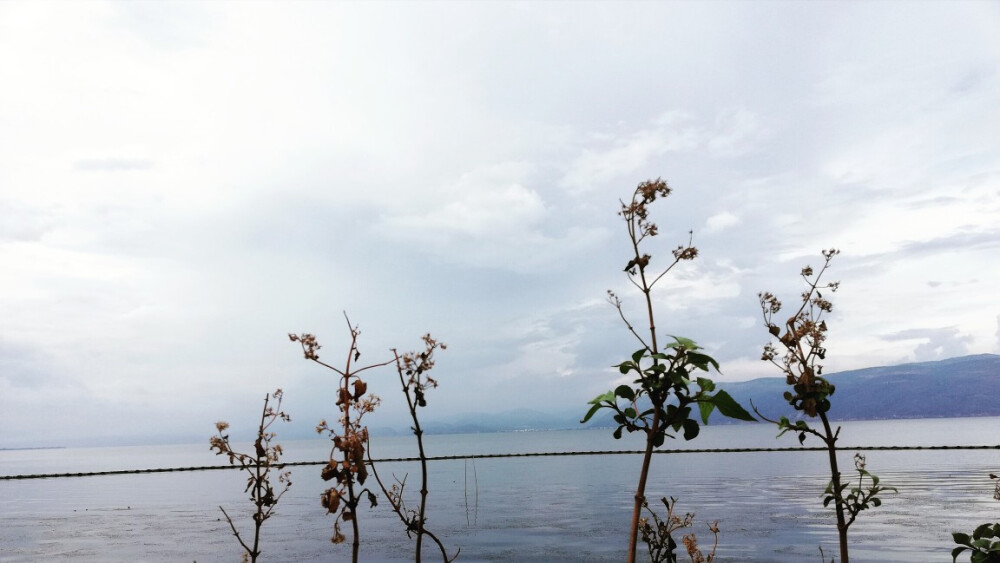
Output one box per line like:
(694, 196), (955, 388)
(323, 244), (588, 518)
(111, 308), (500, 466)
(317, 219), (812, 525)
(2, 445), (998, 481)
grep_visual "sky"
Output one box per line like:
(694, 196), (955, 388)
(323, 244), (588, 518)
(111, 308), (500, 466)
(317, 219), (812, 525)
(1, 1), (999, 448)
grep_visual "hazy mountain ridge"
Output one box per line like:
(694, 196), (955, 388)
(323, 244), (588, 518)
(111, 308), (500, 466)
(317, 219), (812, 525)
(416, 354), (1000, 434)
(716, 353), (1000, 424)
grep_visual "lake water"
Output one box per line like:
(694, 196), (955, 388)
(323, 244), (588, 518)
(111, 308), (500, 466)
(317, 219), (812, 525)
(2, 417), (999, 562)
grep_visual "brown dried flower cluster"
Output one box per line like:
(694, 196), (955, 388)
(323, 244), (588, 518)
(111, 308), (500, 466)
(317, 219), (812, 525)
(210, 389), (291, 563)
(622, 177), (672, 225)
(398, 334), (446, 408)
(288, 333), (320, 361)
(291, 316), (392, 556)
(638, 497), (718, 563)
(758, 249), (840, 417)
(367, 333), (458, 561)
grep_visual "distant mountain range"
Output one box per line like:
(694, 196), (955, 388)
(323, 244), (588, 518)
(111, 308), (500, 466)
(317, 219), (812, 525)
(410, 354), (1000, 435)
(709, 353), (1000, 424)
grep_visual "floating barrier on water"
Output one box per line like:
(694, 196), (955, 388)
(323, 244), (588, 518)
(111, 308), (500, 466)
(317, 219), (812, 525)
(2, 444), (998, 481)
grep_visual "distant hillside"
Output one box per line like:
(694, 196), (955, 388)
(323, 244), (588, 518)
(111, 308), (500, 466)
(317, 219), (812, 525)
(712, 353), (1000, 424)
(419, 354), (1000, 434)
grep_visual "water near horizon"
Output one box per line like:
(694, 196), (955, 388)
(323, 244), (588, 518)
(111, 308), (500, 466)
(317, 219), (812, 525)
(2, 417), (999, 562)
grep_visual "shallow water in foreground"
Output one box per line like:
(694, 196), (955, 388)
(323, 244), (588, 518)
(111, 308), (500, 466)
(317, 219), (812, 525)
(2, 417), (999, 562)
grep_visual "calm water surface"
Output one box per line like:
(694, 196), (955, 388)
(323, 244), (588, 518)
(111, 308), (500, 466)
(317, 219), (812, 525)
(2, 417), (998, 562)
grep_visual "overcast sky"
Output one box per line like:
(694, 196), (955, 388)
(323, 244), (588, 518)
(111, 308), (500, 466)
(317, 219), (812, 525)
(2, 1), (998, 447)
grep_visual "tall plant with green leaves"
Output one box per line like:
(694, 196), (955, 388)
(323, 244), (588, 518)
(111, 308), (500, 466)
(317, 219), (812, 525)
(581, 178), (755, 563)
(756, 250), (895, 563)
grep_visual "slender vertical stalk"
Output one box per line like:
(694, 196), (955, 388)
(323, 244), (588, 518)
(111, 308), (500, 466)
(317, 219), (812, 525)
(819, 412), (848, 563)
(250, 397), (266, 561)
(757, 250), (893, 563)
(370, 340), (456, 562)
(211, 390), (291, 563)
(629, 405), (660, 563)
(627, 266), (660, 563)
(291, 316), (391, 561)
(415, 412), (428, 560)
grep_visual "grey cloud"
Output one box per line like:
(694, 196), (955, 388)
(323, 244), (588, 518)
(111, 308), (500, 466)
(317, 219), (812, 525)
(839, 229), (1000, 278)
(881, 327), (974, 362)
(896, 230), (1000, 256)
(0, 339), (56, 388)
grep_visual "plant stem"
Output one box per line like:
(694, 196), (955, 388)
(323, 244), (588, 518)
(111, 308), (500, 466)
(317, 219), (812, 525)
(250, 394), (269, 563)
(415, 411), (428, 560)
(627, 256), (660, 563)
(819, 411), (848, 563)
(629, 405), (660, 563)
(341, 371), (361, 563)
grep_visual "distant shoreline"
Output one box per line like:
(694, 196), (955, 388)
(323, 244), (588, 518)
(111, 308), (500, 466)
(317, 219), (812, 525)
(0, 446), (65, 451)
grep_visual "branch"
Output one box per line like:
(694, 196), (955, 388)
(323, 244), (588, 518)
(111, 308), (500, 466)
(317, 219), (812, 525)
(608, 291), (651, 350)
(219, 505), (254, 557)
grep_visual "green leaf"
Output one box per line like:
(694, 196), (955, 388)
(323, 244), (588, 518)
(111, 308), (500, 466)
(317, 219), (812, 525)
(687, 352), (720, 372)
(954, 533), (972, 545)
(698, 400), (716, 425)
(818, 398), (832, 413)
(624, 407), (637, 419)
(974, 523), (997, 539)
(580, 403), (602, 423)
(668, 369), (687, 386)
(615, 384), (636, 401)
(613, 427), (623, 439)
(711, 390), (756, 422)
(632, 348), (646, 363)
(952, 546), (969, 563)
(651, 432), (665, 448)
(665, 335), (700, 350)
(696, 377), (716, 393)
(971, 538), (992, 549)
(617, 362), (632, 375)
(588, 390), (614, 404)
(682, 419), (700, 441)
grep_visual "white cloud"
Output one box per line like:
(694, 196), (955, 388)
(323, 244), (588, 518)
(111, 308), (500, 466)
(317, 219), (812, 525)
(882, 327), (975, 363)
(706, 108), (770, 158)
(382, 163), (545, 239)
(560, 108), (770, 193)
(704, 211), (741, 234)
